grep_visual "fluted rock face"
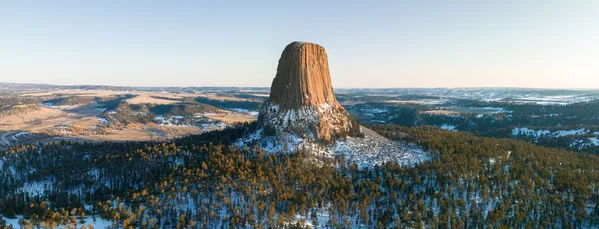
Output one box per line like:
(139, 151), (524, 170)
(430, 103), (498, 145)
(257, 41), (359, 142)
(269, 42), (336, 109)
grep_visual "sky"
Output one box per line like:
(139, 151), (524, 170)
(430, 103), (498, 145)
(1, 0), (598, 88)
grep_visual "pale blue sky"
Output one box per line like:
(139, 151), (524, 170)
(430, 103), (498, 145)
(1, 0), (598, 88)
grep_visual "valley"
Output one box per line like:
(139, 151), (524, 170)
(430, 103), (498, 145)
(0, 87), (258, 151)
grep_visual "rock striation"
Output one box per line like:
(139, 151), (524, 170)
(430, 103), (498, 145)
(257, 41), (360, 142)
(237, 41), (430, 168)
(267, 41), (336, 108)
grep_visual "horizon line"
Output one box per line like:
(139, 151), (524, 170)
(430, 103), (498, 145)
(1, 81), (599, 91)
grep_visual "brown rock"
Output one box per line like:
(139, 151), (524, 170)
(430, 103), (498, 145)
(257, 41), (361, 142)
(268, 42), (337, 109)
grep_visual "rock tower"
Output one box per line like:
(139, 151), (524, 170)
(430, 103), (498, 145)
(257, 41), (359, 142)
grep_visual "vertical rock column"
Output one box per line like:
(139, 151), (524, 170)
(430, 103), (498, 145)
(257, 41), (359, 142)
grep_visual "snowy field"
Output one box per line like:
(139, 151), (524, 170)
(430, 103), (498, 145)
(512, 127), (592, 139)
(512, 127), (599, 150)
(0, 214), (112, 229)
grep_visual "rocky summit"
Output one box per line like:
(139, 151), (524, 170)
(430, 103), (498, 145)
(267, 41), (337, 108)
(237, 41), (428, 169)
(257, 41), (360, 142)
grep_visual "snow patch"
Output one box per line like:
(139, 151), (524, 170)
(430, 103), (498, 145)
(229, 108), (259, 116)
(439, 124), (457, 131)
(96, 117), (108, 123)
(360, 108), (388, 114)
(552, 128), (588, 137)
(512, 127), (589, 139)
(571, 137), (599, 150)
(236, 127), (430, 169)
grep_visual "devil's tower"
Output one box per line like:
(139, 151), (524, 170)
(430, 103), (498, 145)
(240, 41), (427, 167)
(257, 41), (359, 142)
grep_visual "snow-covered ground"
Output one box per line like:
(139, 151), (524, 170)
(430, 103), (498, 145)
(155, 115), (187, 126)
(360, 108), (388, 117)
(512, 127), (599, 150)
(512, 127), (590, 138)
(439, 124), (457, 131)
(285, 209), (362, 228)
(513, 95), (592, 105)
(17, 179), (53, 197)
(229, 108), (259, 117)
(437, 89), (596, 105)
(1, 214), (20, 228)
(471, 107), (507, 114)
(446, 106), (508, 114)
(43, 103), (78, 110)
(553, 128), (589, 137)
(96, 117), (108, 124)
(0, 214), (112, 229)
(511, 128), (551, 138)
(571, 137), (599, 150)
(236, 127), (430, 169)
(331, 128), (430, 168)
(200, 122), (227, 131)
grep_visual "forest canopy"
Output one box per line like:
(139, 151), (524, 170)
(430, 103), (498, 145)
(0, 123), (598, 228)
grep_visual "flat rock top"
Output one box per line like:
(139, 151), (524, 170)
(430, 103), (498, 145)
(268, 41), (338, 109)
(257, 41), (358, 142)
